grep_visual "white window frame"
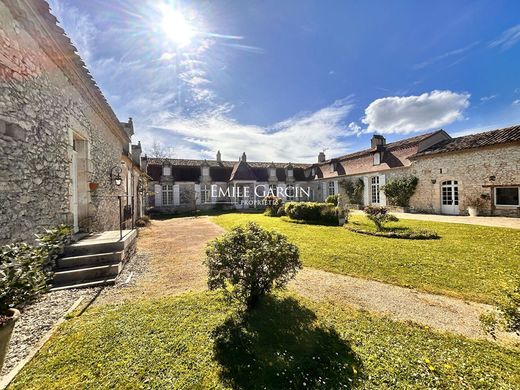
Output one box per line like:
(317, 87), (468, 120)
(162, 184), (173, 205)
(287, 169), (293, 178)
(373, 153), (381, 165)
(202, 166), (209, 176)
(328, 181), (335, 196)
(200, 185), (210, 204)
(371, 176), (380, 204)
(163, 166), (171, 176)
(495, 187), (520, 207)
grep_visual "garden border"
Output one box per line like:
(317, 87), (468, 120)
(344, 226), (440, 240)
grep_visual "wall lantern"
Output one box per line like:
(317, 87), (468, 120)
(110, 166), (123, 186)
(430, 179), (436, 184)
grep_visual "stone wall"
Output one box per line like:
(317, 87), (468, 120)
(0, 2), (129, 244)
(409, 143), (520, 216)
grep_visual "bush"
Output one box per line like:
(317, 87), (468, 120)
(325, 194), (339, 206)
(284, 202), (338, 225)
(464, 195), (489, 210)
(205, 222), (301, 310)
(481, 280), (520, 338)
(263, 196), (283, 217)
(364, 206), (399, 231)
(382, 176), (418, 207)
(36, 224), (71, 269)
(340, 178), (364, 205)
(0, 243), (49, 321)
(135, 216), (151, 227)
(345, 226), (439, 240)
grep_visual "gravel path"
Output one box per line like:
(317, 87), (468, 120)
(291, 267), (519, 342)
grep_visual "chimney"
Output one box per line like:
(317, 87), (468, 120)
(241, 152), (247, 162)
(318, 151), (326, 163)
(371, 134), (386, 149)
(216, 150), (221, 162)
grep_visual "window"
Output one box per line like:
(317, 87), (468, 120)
(371, 176), (380, 204)
(287, 185), (295, 201)
(202, 166), (209, 176)
(287, 169), (293, 178)
(330, 162), (336, 171)
(268, 184), (277, 196)
(201, 185), (210, 204)
(162, 184), (173, 205)
(373, 153), (381, 165)
(328, 181), (335, 196)
(441, 180), (459, 206)
(163, 166), (171, 176)
(495, 187), (520, 206)
(269, 168), (276, 178)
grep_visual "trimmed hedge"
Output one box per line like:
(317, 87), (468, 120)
(284, 202), (338, 225)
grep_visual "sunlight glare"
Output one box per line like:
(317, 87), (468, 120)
(160, 4), (195, 47)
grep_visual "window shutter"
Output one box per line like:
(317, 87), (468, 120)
(322, 182), (327, 201)
(194, 184), (201, 205)
(173, 185), (180, 205)
(379, 175), (386, 206)
(154, 184), (162, 207)
(334, 181), (339, 196)
(363, 177), (369, 206)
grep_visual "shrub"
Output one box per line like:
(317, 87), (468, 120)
(481, 280), (520, 339)
(263, 196), (283, 217)
(340, 178), (364, 205)
(0, 243), (49, 322)
(284, 202), (338, 225)
(205, 222), (301, 310)
(364, 206), (399, 231)
(135, 216), (151, 227)
(36, 224), (72, 269)
(382, 176), (418, 207)
(464, 195), (489, 210)
(345, 225), (439, 240)
(325, 194), (339, 206)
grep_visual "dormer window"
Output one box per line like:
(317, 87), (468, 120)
(373, 153), (381, 166)
(269, 167), (276, 177)
(311, 168), (316, 176)
(330, 162), (337, 171)
(202, 166), (209, 176)
(287, 168), (293, 177)
(163, 166), (171, 176)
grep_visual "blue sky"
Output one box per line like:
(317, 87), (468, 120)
(49, 0), (520, 162)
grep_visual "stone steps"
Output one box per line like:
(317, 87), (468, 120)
(51, 230), (136, 290)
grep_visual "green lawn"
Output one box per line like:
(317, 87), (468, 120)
(11, 292), (520, 389)
(212, 213), (520, 304)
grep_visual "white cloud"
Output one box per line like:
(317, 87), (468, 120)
(513, 99), (520, 106)
(489, 24), (520, 50)
(145, 98), (356, 162)
(480, 95), (497, 102)
(413, 41), (478, 69)
(362, 90), (470, 134)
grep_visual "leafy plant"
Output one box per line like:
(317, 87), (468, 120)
(325, 194), (339, 206)
(480, 280), (520, 339)
(340, 178), (364, 205)
(464, 195), (488, 210)
(382, 176), (418, 207)
(135, 216), (151, 227)
(263, 196), (283, 217)
(205, 222), (301, 310)
(0, 243), (49, 321)
(284, 202), (338, 225)
(363, 206), (399, 231)
(36, 224), (71, 269)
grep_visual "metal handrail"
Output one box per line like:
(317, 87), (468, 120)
(118, 195), (134, 240)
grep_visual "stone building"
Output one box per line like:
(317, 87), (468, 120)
(0, 0), (145, 244)
(147, 125), (520, 217)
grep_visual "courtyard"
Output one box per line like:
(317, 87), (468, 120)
(5, 213), (520, 389)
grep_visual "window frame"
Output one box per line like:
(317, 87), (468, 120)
(286, 184), (295, 201)
(200, 185), (210, 204)
(162, 184), (173, 205)
(373, 152), (381, 165)
(494, 187), (520, 207)
(371, 176), (380, 204)
(163, 166), (171, 176)
(328, 181), (335, 196)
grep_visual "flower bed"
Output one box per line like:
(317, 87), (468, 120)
(344, 225), (439, 240)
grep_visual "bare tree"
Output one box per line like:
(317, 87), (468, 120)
(150, 141), (175, 161)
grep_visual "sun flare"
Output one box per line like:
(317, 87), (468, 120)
(159, 4), (195, 47)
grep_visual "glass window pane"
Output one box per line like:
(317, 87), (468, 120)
(496, 187), (519, 206)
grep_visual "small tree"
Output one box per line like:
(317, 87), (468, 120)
(364, 206), (399, 231)
(205, 222), (301, 310)
(340, 178), (364, 205)
(325, 194), (339, 206)
(382, 176), (418, 207)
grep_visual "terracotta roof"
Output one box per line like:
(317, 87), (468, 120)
(413, 125), (520, 157)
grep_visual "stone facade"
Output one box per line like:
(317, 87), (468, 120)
(0, 1), (144, 244)
(410, 144), (520, 216)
